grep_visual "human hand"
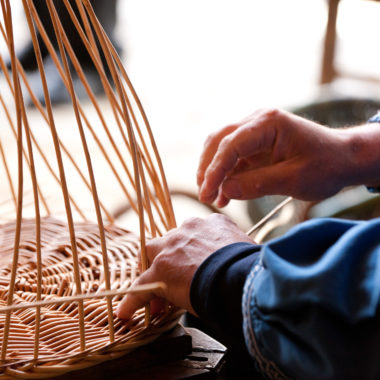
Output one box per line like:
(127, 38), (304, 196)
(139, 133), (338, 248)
(197, 108), (351, 207)
(116, 214), (254, 319)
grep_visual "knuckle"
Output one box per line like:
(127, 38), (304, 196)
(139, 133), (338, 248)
(208, 212), (228, 222)
(181, 216), (203, 229)
(219, 134), (233, 149)
(203, 133), (215, 148)
(258, 107), (281, 122)
(207, 213), (234, 229)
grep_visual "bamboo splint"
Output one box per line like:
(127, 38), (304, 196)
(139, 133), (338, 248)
(0, 0), (180, 378)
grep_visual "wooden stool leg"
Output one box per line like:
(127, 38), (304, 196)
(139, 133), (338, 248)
(320, 0), (340, 84)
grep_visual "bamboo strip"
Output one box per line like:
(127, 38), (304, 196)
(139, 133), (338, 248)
(46, 1), (115, 342)
(27, 0), (140, 219)
(62, 0), (172, 232)
(23, 0), (86, 352)
(0, 0), (24, 361)
(104, 34), (176, 229)
(16, 60), (43, 363)
(0, 140), (16, 211)
(246, 196), (293, 236)
(0, 0), (181, 374)
(0, 61), (51, 217)
(80, 0), (151, 325)
(0, 283), (166, 314)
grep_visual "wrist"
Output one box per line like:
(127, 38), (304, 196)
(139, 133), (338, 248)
(340, 122), (380, 188)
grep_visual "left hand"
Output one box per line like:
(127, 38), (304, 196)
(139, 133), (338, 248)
(197, 109), (351, 207)
(117, 213), (254, 319)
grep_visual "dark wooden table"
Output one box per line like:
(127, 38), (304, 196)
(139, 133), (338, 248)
(54, 324), (227, 379)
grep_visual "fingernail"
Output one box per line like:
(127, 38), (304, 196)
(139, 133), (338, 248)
(116, 297), (132, 320)
(199, 183), (214, 203)
(224, 179), (242, 198)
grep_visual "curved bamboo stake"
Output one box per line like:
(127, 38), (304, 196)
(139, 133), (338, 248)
(0, 0), (182, 370)
(0, 0), (24, 361)
(104, 35), (176, 229)
(0, 140), (16, 210)
(61, 0), (171, 231)
(81, 0), (150, 323)
(24, 0), (86, 352)
(0, 21), (111, 223)
(26, 0), (139, 219)
(46, 0), (115, 342)
(0, 93), (51, 217)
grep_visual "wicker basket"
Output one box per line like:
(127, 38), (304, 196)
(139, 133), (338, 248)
(0, 0), (180, 377)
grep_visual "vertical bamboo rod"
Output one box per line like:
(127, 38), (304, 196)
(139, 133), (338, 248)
(0, 93), (51, 217)
(28, 0), (140, 219)
(65, 0), (173, 233)
(104, 31), (176, 229)
(18, 78), (43, 363)
(0, 31), (113, 222)
(81, 0), (151, 323)
(0, 0), (24, 361)
(24, 0), (86, 352)
(0, 140), (17, 210)
(47, 0), (115, 342)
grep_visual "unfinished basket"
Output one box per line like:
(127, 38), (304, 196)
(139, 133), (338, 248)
(0, 0), (180, 377)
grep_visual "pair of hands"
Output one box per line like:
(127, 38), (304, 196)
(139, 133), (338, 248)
(117, 108), (376, 319)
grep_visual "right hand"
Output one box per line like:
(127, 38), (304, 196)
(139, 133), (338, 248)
(197, 108), (352, 207)
(117, 214), (254, 319)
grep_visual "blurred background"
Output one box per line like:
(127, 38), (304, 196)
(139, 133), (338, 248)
(3, 0), (380, 237)
(119, 0), (380, 234)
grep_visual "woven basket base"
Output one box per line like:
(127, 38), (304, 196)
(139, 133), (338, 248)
(0, 217), (181, 378)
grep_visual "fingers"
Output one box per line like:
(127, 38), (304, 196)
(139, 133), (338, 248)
(199, 118), (277, 204)
(197, 124), (239, 188)
(221, 162), (295, 200)
(215, 191), (230, 208)
(116, 269), (163, 320)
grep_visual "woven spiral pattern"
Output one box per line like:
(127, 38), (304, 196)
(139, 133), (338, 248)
(0, 217), (181, 378)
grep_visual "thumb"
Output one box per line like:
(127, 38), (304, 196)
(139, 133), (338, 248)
(222, 164), (293, 200)
(116, 270), (164, 320)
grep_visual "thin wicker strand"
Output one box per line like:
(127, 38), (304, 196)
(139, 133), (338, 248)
(0, 282), (166, 313)
(24, 0), (86, 351)
(81, 0), (147, 286)
(47, 1), (115, 342)
(82, 1), (153, 325)
(0, 24), (115, 223)
(104, 34), (176, 228)
(0, 0), (24, 361)
(62, 0), (171, 232)
(0, 140), (17, 210)
(15, 61), (43, 362)
(246, 196), (293, 236)
(0, 0), (180, 373)
(0, 66), (51, 217)
(27, 0), (139, 219)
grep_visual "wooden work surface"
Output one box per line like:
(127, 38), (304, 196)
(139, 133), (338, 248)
(53, 324), (227, 380)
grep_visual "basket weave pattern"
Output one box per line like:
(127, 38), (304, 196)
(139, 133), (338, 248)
(0, 0), (179, 377)
(0, 217), (180, 376)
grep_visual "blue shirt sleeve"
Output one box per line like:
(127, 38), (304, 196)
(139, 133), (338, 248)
(190, 242), (261, 375)
(243, 217), (380, 380)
